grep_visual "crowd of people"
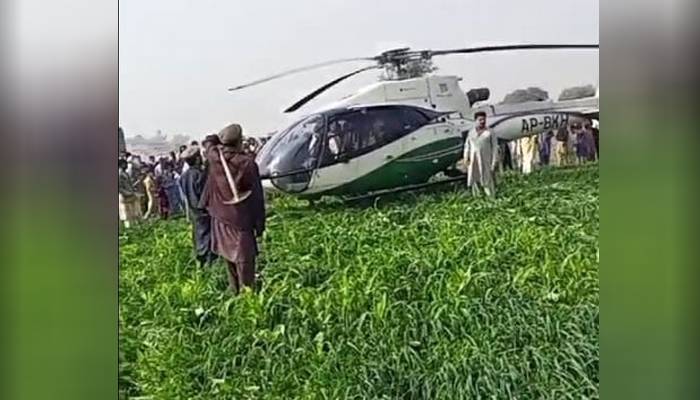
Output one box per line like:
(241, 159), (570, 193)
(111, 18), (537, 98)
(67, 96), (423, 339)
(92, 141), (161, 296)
(119, 127), (266, 294)
(118, 137), (263, 224)
(498, 120), (599, 174)
(463, 112), (599, 198)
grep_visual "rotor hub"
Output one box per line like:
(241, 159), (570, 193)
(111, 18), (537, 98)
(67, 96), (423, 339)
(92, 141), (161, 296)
(376, 48), (437, 80)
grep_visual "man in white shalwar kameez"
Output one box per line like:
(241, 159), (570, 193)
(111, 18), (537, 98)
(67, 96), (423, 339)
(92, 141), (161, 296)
(518, 135), (540, 174)
(464, 111), (498, 197)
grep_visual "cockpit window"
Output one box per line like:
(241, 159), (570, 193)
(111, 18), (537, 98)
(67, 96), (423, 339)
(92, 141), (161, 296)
(256, 114), (324, 192)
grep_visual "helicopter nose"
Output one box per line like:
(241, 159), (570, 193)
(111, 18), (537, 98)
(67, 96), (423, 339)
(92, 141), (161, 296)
(261, 178), (277, 192)
(256, 156), (314, 194)
(256, 158), (280, 191)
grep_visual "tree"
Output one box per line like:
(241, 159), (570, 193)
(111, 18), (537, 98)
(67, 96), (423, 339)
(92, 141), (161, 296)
(500, 87), (549, 104)
(169, 134), (190, 146)
(558, 84), (596, 100)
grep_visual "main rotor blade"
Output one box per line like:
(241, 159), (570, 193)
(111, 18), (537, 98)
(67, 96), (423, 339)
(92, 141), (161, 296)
(283, 65), (380, 113)
(431, 44), (598, 57)
(228, 57), (375, 92)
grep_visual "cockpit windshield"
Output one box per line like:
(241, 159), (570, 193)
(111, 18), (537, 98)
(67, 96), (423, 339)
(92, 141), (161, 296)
(256, 114), (324, 193)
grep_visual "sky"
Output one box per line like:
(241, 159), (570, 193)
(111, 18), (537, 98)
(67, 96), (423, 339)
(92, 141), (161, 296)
(119, 0), (598, 138)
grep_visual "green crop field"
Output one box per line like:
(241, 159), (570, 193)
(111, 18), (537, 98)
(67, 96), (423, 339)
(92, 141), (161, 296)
(119, 164), (599, 399)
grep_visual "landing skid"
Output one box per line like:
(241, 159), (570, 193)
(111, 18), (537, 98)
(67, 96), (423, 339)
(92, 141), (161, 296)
(341, 174), (467, 202)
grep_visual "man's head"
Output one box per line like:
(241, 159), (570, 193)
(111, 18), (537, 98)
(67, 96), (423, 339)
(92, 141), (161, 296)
(131, 154), (142, 165)
(181, 146), (201, 167)
(148, 155), (156, 163)
(118, 158), (128, 171)
(372, 119), (385, 133)
(583, 121), (592, 132)
(474, 111), (487, 129)
(219, 123), (243, 149)
(202, 134), (221, 150)
(179, 145), (187, 153)
(190, 140), (199, 147)
(244, 137), (258, 154)
(570, 122), (582, 133)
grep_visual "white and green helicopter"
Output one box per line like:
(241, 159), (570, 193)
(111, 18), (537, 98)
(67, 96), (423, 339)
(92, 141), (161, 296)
(228, 44), (599, 199)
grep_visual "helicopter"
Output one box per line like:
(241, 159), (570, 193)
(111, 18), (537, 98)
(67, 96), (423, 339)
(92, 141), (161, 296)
(228, 44), (599, 199)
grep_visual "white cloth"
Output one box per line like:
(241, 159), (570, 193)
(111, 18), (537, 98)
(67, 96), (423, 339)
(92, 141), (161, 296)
(519, 136), (539, 174)
(464, 128), (498, 195)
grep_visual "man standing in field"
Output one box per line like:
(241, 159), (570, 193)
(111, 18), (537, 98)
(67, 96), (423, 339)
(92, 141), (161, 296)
(552, 126), (570, 167)
(179, 146), (217, 268)
(518, 134), (539, 174)
(201, 134), (222, 173)
(498, 139), (513, 171)
(579, 121), (597, 162)
(200, 123), (266, 294)
(157, 159), (183, 218)
(141, 165), (158, 219)
(119, 158), (143, 228)
(464, 111), (498, 197)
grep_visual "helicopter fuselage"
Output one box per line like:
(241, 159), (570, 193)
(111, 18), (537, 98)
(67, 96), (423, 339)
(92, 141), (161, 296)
(256, 75), (598, 198)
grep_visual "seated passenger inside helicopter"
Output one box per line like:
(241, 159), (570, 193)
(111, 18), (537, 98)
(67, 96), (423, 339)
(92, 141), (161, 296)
(340, 121), (360, 155)
(324, 119), (360, 163)
(367, 119), (387, 147)
(316, 106), (434, 168)
(327, 120), (343, 156)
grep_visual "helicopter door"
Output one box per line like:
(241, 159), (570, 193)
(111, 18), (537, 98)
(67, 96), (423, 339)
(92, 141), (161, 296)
(320, 107), (430, 166)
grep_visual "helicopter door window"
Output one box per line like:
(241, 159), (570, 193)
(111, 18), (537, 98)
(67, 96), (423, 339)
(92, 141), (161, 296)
(361, 107), (428, 148)
(395, 108), (429, 135)
(320, 107), (430, 166)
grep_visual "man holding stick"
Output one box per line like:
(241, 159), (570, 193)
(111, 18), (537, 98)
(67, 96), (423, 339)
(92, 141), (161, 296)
(200, 123), (266, 294)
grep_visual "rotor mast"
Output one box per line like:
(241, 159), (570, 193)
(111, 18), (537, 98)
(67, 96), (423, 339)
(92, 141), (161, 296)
(376, 48), (437, 80)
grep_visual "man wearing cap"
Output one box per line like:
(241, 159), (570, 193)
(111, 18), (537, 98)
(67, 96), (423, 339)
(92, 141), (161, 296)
(179, 146), (216, 268)
(199, 124), (266, 294)
(201, 134), (221, 166)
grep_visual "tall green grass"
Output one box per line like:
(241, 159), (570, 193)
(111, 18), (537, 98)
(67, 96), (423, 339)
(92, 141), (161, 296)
(119, 165), (598, 399)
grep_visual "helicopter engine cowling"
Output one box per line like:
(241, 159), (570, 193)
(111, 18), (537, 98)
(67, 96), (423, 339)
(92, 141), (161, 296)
(466, 88), (490, 106)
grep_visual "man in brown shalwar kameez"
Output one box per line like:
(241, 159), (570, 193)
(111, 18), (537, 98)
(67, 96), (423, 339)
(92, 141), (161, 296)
(199, 123), (266, 294)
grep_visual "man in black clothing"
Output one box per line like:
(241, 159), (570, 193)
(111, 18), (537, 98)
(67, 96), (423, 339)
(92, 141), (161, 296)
(499, 139), (513, 171)
(179, 146), (217, 267)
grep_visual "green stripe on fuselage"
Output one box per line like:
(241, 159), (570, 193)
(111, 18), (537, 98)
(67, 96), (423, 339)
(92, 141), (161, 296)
(307, 137), (463, 198)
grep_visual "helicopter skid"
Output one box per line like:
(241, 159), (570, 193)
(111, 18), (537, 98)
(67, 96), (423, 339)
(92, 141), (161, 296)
(340, 174), (467, 202)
